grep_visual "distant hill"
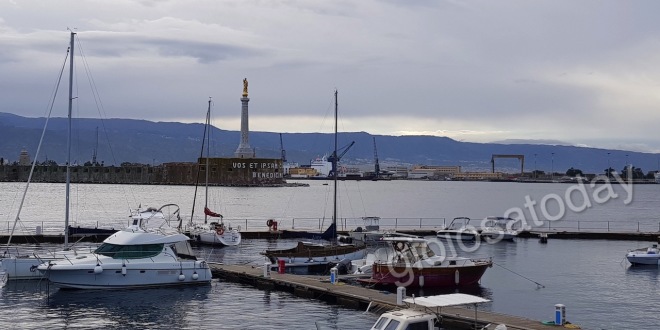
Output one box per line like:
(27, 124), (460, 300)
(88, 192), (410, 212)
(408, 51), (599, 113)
(1, 112), (658, 174)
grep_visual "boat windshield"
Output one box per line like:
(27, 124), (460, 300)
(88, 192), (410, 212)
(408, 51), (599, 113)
(94, 243), (164, 259)
(411, 242), (435, 258)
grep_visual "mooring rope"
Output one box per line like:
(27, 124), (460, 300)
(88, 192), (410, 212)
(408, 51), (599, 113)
(493, 261), (545, 288)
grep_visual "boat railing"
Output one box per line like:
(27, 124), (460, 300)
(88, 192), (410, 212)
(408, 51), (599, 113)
(2, 218), (660, 235)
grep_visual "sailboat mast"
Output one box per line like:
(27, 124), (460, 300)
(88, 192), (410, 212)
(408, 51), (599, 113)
(64, 31), (75, 247)
(204, 98), (211, 224)
(332, 90), (338, 241)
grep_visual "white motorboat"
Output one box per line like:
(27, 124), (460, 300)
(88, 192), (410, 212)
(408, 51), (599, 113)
(37, 204), (212, 289)
(479, 217), (519, 242)
(626, 244), (660, 266)
(436, 217), (479, 242)
(370, 293), (496, 330)
(348, 216), (391, 243)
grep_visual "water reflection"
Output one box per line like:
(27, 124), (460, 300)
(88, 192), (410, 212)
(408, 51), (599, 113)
(43, 284), (212, 329)
(625, 264), (660, 279)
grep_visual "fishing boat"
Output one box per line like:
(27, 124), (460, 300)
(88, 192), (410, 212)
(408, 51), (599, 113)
(37, 204), (212, 289)
(1, 31), (89, 280)
(183, 98), (241, 247)
(479, 217), (519, 242)
(626, 244), (660, 266)
(357, 237), (492, 288)
(436, 217), (479, 242)
(262, 90), (366, 268)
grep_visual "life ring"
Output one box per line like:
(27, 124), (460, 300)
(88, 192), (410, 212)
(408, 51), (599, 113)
(216, 227), (225, 235)
(394, 242), (405, 252)
(266, 219), (274, 227)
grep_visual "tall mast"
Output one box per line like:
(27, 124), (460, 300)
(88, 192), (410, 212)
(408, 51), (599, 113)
(204, 97), (211, 224)
(92, 126), (98, 165)
(64, 31), (75, 248)
(332, 90), (338, 242)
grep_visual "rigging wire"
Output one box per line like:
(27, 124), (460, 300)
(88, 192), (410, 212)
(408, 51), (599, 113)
(4, 45), (70, 246)
(74, 34), (137, 214)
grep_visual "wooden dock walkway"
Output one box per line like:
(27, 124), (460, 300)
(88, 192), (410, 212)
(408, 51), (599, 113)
(209, 263), (557, 330)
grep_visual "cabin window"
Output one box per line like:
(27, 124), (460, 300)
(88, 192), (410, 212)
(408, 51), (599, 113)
(372, 317), (389, 330)
(406, 320), (430, 330)
(94, 243), (164, 259)
(383, 320), (401, 330)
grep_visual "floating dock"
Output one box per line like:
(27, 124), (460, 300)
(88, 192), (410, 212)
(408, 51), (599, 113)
(209, 263), (557, 330)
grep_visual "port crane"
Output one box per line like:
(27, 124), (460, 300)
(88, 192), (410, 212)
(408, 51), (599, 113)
(373, 137), (380, 179)
(327, 141), (355, 178)
(279, 133), (287, 162)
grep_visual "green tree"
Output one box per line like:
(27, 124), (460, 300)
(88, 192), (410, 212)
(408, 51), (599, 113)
(565, 167), (583, 177)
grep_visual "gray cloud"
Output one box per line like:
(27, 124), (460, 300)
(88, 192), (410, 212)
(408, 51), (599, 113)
(1, 0), (660, 151)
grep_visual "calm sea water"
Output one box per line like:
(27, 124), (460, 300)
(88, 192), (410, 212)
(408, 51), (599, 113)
(1, 180), (659, 329)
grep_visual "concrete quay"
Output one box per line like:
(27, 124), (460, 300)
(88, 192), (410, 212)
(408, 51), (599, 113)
(209, 263), (557, 330)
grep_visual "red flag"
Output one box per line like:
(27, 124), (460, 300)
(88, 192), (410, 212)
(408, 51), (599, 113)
(204, 207), (223, 218)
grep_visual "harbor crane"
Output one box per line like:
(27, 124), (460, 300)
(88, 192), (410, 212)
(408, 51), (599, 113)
(279, 133), (287, 162)
(328, 141), (355, 178)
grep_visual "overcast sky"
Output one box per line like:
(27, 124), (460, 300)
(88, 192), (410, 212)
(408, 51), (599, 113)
(2, 1), (660, 152)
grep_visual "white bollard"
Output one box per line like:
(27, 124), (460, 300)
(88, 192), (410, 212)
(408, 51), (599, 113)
(396, 286), (406, 305)
(264, 262), (271, 278)
(554, 304), (565, 325)
(330, 267), (338, 284)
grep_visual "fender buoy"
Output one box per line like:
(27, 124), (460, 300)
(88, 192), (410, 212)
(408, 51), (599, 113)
(266, 219), (274, 227)
(216, 227), (225, 235)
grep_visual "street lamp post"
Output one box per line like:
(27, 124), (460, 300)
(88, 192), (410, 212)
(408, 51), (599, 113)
(607, 152), (611, 178)
(551, 152), (555, 182)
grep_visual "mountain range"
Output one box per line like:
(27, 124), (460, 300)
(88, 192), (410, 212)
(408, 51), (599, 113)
(1, 112), (658, 175)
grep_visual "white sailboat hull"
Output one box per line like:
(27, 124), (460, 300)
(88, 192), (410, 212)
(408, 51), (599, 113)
(1, 257), (51, 280)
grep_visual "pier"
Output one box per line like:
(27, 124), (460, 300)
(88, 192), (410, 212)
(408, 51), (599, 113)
(209, 263), (555, 330)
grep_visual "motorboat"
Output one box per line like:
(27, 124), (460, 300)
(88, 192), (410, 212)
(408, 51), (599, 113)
(436, 217), (479, 242)
(348, 216), (391, 243)
(370, 293), (497, 330)
(626, 244), (660, 266)
(357, 237), (492, 288)
(479, 217), (519, 242)
(37, 204), (212, 289)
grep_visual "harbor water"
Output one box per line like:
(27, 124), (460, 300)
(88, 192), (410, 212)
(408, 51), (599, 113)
(1, 180), (659, 329)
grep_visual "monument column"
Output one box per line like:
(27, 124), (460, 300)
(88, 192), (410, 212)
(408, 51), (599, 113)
(234, 78), (255, 158)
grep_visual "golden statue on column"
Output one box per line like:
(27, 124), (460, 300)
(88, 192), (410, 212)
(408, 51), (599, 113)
(242, 78), (248, 97)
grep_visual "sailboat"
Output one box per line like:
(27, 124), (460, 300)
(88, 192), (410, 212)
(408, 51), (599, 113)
(183, 98), (241, 246)
(262, 90), (366, 267)
(0, 31), (88, 280)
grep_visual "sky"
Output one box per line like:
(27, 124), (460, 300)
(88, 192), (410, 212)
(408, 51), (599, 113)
(2, 0), (660, 153)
